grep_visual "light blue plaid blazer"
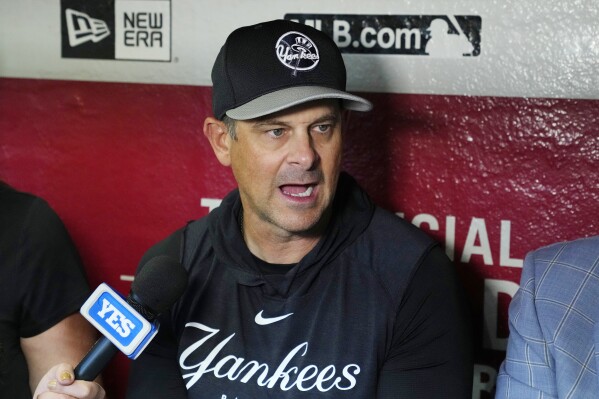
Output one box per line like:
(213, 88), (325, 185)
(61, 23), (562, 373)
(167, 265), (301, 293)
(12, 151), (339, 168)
(496, 235), (599, 398)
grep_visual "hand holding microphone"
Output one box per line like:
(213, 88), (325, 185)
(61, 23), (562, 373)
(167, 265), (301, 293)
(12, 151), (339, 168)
(33, 255), (188, 398)
(33, 363), (105, 399)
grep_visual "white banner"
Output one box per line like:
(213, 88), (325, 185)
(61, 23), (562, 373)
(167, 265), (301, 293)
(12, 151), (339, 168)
(0, 0), (597, 99)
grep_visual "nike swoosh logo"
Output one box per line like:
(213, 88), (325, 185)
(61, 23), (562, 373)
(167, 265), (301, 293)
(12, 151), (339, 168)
(254, 310), (294, 325)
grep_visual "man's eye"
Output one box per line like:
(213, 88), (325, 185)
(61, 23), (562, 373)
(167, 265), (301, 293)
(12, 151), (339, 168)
(314, 124), (331, 133)
(267, 128), (285, 138)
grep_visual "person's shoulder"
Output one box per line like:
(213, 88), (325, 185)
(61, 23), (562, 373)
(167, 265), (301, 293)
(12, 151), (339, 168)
(137, 215), (213, 273)
(520, 235), (599, 297)
(138, 228), (183, 270)
(543, 235), (598, 251)
(370, 206), (437, 249)
(345, 206), (452, 310)
(531, 235), (599, 270)
(0, 185), (70, 244)
(355, 206), (440, 275)
(0, 183), (45, 215)
(137, 189), (239, 274)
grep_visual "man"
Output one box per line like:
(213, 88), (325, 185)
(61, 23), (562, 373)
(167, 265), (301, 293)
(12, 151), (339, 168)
(0, 182), (99, 398)
(496, 235), (599, 398)
(34, 19), (472, 398)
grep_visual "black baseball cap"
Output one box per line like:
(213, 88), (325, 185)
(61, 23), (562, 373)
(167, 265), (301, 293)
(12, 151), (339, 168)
(211, 19), (373, 120)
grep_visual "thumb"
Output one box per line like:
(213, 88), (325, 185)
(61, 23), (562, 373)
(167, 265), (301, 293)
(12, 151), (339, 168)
(56, 363), (76, 386)
(32, 363), (75, 397)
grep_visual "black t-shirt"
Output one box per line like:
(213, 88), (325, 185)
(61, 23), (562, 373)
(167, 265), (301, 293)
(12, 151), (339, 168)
(0, 183), (91, 398)
(128, 173), (473, 398)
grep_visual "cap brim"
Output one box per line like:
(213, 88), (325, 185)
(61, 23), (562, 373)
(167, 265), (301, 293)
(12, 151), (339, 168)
(225, 86), (373, 120)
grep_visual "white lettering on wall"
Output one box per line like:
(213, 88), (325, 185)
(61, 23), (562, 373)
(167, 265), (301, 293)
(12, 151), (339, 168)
(200, 198), (222, 212)
(472, 364), (497, 399)
(462, 218), (493, 265)
(500, 220), (523, 267)
(333, 20), (352, 48)
(483, 279), (519, 351)
(412, 213), (440, 231)
(445, 215), (456, 261)
(394, 211), (523, 267)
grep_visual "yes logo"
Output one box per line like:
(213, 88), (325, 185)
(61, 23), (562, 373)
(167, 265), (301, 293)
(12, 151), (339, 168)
(81, 283), (156, 357)
(96, 298), (136, 338)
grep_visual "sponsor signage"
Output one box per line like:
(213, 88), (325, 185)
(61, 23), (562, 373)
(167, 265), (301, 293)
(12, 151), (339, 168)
(61, 0), (171, 61)
(80, 283), (158, 359)
(285, 13), (481, 57)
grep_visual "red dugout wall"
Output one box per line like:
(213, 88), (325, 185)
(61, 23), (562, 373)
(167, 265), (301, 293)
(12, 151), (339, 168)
(1, 2), (598, 398)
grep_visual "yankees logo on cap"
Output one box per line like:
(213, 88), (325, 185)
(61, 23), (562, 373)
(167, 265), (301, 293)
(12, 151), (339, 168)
(211, 19), (372, 120)
(276, 31), (320, 74)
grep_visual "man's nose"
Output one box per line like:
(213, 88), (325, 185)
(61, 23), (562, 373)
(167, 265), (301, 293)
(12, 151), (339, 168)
(287, 132), (319, 169)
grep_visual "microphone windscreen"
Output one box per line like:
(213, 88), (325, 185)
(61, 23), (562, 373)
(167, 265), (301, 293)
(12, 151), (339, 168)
(131, 255), (188, 315)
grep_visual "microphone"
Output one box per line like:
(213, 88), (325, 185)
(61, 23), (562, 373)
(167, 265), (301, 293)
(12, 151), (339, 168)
(74, 255), (188, 381)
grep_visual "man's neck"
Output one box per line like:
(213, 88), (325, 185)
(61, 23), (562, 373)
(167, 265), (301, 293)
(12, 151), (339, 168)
(246, 233), (318, 264)
(240, 211), (326, 264)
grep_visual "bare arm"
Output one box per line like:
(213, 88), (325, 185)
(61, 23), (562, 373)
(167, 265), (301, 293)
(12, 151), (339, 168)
(21, 312), (100, 392)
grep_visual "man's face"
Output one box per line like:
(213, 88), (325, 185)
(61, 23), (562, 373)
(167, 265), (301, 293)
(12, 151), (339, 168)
(229, 100), (343, 238)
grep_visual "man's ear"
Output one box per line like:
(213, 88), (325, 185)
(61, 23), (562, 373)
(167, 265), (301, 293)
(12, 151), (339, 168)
(203, 117), (232, 166)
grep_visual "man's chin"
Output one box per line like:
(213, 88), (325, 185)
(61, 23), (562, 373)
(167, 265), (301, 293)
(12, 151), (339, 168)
(281, 208), (332, 236)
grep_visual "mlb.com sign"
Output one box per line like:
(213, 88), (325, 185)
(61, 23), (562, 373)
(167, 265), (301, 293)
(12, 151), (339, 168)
(61, 0), (171, 61)
(285, 14), (481, 58)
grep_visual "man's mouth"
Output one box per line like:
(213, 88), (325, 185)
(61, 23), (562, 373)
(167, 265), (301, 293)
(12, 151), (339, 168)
(281, 185), (315, 198)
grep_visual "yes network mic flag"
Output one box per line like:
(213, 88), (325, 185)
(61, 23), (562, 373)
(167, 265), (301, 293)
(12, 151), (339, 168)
(75, 255), (188, 381)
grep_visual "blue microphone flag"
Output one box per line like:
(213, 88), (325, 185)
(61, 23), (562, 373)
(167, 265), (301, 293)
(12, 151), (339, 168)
(80, 283), (158, 359)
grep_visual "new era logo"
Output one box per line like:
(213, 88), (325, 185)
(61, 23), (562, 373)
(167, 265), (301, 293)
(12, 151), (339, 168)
(65, 9), (111, 47)
(61, 0), (171, 61)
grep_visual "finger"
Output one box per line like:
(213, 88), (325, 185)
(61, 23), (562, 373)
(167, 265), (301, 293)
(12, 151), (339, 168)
(33, 363), (105, 399)
(33, 363), (70, 397)
(37, 380), (105, 399)
(56, 381), (105, 398)
(55, 364), (75, 386)
(36, 391), (76, 399)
